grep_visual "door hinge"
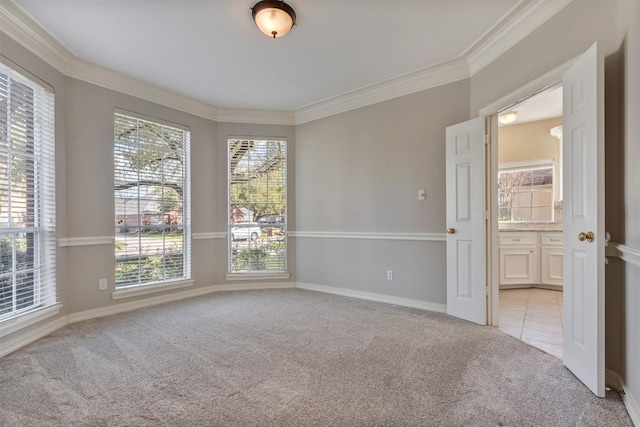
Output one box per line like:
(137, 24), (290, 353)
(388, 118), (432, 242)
(484, 134), (490, 145)
(485, 286), (489, 296)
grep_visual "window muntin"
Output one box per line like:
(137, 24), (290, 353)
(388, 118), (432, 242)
(498, 164), (554, 223)
(228, 139), (286, 273)
(114, 113), (190, 287)
(0, 62), (56, 321)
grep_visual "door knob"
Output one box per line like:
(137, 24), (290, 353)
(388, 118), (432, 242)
(578, 231), (594, 242)
(447, 228), (455, 234)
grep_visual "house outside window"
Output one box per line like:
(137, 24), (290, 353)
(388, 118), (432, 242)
(228, 138), (286, 273)
(114, 112), (190, 287)
(498, 161), (554, 223)
(0, 60), (56, 321)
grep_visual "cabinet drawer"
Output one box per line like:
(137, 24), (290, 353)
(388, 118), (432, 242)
(540, 233), (563, 245)
(499, 234), (536, 246)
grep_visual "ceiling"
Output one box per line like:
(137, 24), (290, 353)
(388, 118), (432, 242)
(11, 0), (529, 112)
(499, 86), (563, 126)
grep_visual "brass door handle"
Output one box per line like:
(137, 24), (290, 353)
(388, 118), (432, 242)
(447, 228), (455, 234)
(578, 231), (594, 242)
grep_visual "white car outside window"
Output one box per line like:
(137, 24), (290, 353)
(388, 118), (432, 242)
(230, 223), (262, 241)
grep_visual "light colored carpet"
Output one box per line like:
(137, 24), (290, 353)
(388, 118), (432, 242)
(0, 289), (632, 426)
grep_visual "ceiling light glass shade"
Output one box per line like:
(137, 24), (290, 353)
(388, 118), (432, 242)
(498, 111), (518, 124)
(252, 1), (296, 38)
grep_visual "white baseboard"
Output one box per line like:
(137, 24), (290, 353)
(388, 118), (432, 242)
(296, 282), (447, 313)
(623, 386), (640, 427)
(216, 282), (296, 292)
(2, 281), (298, 357)
(607, 368), (623, 389)
(607, 369), (640, 426)
(67, 281), (295, 324)
(68, 284), (221, 324)
(0, 316), (68, 358)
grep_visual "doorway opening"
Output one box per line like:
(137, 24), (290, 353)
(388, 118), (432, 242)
(493, 86), (564, 359)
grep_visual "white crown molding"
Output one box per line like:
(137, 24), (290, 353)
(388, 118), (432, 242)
(466, 0), (574, 75)
(57, 236), (114, 247)
(0, 2), (291, 126)
(217, 108), (295, 126)
(2, 0), (570, 126)
(192, 232), (227, 240)
(297, 282), (447, 314)
(66, 57), (223, 122)
(294, 58), (470, 125)
(0, 0), (70, 74)
(290, 231), (446, 242)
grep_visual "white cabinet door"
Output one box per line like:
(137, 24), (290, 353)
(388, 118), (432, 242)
(499, 247), (536, 285)
(498, 232), (537, 286)
(540, 233), (563, 286)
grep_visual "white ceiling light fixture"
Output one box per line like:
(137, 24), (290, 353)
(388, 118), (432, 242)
(252, 0), (296, 39)
(498, 111), (518, 125)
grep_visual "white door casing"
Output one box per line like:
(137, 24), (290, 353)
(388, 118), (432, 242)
(446, 118), (486, 325)
(562, 42), (605, 397)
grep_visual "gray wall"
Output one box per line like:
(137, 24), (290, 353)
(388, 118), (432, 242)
(295, 81), (470, 303)
(64, 78), (223, 313)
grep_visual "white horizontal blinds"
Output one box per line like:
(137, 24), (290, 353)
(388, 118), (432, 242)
(229, 139), (286, 273)
(114, 113), (190, 287)
(498, 165), (554, 222)
(0, 63), (56, 321)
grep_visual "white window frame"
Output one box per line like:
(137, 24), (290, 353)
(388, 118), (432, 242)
(114, 110), (191, 289)
(227, 137), (288, 279)
(0, 57), (56, 324)
(498, 159), (555, 224)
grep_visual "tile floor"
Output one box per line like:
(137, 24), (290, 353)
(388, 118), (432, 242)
(499, 288), (563, 359)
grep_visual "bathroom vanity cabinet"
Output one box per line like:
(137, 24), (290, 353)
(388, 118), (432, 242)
(498, 231), (563, 289)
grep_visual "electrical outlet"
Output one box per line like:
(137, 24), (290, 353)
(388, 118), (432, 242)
(418, 189), (426, 200)
(99, 278), (107, 290)
(387, 270), (393, 280)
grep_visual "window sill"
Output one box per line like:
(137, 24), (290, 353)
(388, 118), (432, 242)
(225, 272), (290, 281)
(0, 303), (63, 338)
(112, 279), (195, 300)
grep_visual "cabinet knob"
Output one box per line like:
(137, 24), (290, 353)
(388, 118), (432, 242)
(447, 228), (455, 234)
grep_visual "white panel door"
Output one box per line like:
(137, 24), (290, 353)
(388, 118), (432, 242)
(446, 118), (486, 325)
(562, 42), (605, 397)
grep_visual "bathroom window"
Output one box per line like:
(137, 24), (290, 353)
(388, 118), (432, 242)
(498, 162), (554, 223)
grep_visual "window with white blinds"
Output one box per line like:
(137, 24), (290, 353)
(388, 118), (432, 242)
(114, 112), (190, 288)
(228, 138), (286, 273)
(0, 61), (56, 322)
